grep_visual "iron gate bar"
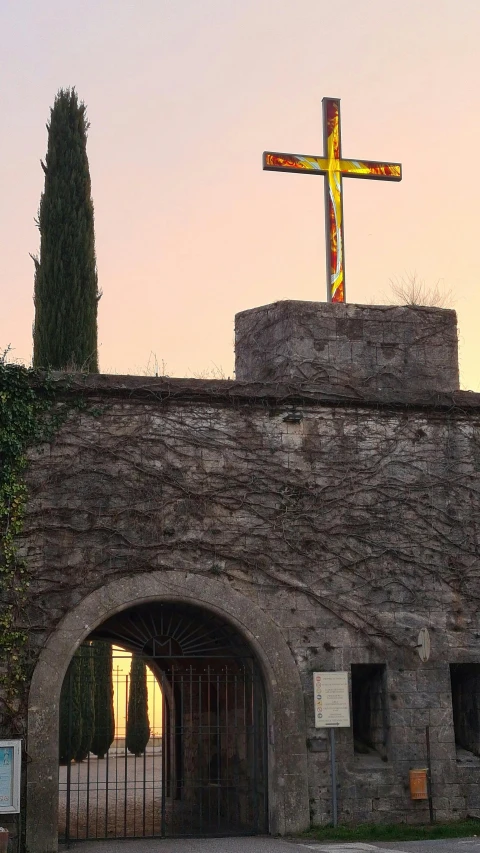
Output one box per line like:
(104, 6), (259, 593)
(65, 664), (72, 844)
(216, 671), (221, 828)
(96, 603), (256, 659)
(161, 679), (166, 837)
(85, 749), (90, 837)
(170, 668), (174, 835)
(105, 728), (109, 839)
(142, 725), (146, 835)
(234, 673), (239, 827)
(199, 672), (203, 835)
(253, 671), (258, 828)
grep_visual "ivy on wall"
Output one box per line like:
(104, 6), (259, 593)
(1, 361), (50, 729)
(0, 359), (79, 733)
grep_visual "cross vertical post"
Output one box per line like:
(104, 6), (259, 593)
(323, 98), (345, 303)
(263, 97), (402, 303)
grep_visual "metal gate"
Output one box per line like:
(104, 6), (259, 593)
(59, 610), (268, 842)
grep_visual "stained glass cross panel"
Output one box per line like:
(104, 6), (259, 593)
(263, 98), (402, 303)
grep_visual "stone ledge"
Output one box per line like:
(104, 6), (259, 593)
(29, 370), (480, 413)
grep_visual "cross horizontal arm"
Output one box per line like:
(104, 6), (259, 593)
(263, 152), (328, 173)
(263, 152), (401, 181)
(340, 159), (402, 180)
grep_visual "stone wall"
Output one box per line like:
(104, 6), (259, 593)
(235, 301), (459, 393)
(8, 368), (480, 830)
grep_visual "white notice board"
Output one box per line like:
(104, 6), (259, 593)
(0, 740), (21, 813)
(313, 671), (350, 728)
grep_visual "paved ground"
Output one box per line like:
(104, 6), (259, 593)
(59, 835), (480, 853)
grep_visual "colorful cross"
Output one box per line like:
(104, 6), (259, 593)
(263, 98), (402, 303)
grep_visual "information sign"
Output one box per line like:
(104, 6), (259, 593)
(313, 671), (350, 728)
(0, 741), (21, 813)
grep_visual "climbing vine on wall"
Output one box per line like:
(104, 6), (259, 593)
(1, 359), (50, 730)
(21, 375), (480, 667)
(0, 358), (79, 733)
(3, 368), (480, 735)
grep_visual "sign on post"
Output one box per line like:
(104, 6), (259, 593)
(0, 741), (21, 814)
(313, 671), (350, 728)
(313, 672), (350, 828)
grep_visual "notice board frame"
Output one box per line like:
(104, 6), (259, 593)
(0, 740), (21, 814)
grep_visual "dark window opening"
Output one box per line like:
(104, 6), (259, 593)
(450, 663), (480, 757)
(351, 663), (388, 761)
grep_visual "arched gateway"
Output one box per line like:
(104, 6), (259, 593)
(26, 571), (309, 853)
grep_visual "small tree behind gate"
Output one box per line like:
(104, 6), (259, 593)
(126, 654), (150, 756)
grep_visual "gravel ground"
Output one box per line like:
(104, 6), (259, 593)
(59, 751), (165, 838)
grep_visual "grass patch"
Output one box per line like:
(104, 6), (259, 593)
(298, 819), (480, 842)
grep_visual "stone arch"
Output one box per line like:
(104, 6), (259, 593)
(26, 571), (309, 852)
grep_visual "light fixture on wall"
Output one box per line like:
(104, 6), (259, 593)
(283, 408), (303, 424)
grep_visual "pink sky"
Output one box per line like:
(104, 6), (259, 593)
(2, 0), (480, 388)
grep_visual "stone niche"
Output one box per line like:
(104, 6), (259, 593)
(450, 663), (480, 756)
(351, 664), (389, 761)
(235, 300), (459, 393)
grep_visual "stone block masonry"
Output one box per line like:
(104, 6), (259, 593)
(235, 301), (459, 392)
(16, 372), (480, 836)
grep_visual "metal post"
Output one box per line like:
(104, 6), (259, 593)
(329, 728), (338, 827)
(65, 666), (72, 846)
(426, 725), (434, 824)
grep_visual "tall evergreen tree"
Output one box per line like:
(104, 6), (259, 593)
(74, 643), (96, 762)
(90, 642), (115, 759)
(126, 655), (150, 757)
(32, 88), (100, 371)
(59, 655), (83, 764)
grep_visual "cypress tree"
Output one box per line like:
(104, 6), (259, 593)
(74, 643), (96, 762)
(90, 642), (115, 759)
(59, 655), (83, 764)
(32, 87), (100, 371)
(126, 655), (150, 757)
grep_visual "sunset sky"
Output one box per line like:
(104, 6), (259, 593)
(2, 1), (480, 388)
